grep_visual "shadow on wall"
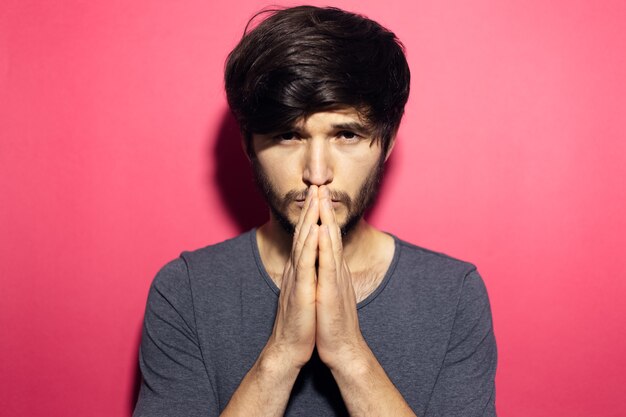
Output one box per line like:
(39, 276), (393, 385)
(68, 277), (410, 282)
(209, 107), (396, 231)
(211, 108), (268, 232)
(129, 323), (143, 415)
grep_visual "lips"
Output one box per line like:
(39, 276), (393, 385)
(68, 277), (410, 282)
(294, 200), (341, 209)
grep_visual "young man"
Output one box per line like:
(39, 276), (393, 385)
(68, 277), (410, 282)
(134, 6), (497, 417)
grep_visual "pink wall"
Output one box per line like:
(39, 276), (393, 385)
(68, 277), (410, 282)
(1, 1), (625, 416)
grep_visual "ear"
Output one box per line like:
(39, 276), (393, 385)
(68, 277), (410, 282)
(241, 137), (251, 162)
(241, 133), (258, 162)
(384, 135), (397, 162)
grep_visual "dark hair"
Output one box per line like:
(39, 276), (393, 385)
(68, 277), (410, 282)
(224, 5), (410, 155)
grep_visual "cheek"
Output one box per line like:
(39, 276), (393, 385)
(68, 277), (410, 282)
(336, 155), (380, 190)
(256, 152), (302, 192)
(258, 144), (297, 166)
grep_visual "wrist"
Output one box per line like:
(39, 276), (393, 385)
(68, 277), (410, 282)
(326, 339), (374, 379)
(258, 341), (306, 380)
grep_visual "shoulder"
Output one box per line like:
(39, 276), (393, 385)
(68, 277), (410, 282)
(388, 234), (495, 334)
(387, 234), (491, 308)
(149, 230), (255, 294)
(179, 230), (255, 275)
(393, 236), (477, 282)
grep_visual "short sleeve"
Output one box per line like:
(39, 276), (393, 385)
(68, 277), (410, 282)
(425, 269), (498, 417)
(133, 258), (219, 417)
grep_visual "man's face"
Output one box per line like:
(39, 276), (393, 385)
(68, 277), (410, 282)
(250, 108), (390, 236)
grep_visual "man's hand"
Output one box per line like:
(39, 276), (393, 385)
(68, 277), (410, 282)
(266, 185), (320, 370)
(268, 184), (367, 372)
(223, 185), (416, 417)
(314, 185), (367, 372)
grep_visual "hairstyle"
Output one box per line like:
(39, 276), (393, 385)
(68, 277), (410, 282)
(224, 6), (410, 156)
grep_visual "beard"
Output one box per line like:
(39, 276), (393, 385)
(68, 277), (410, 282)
(251, 156), (386, 238)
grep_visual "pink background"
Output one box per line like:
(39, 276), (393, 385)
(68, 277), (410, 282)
(1, 0), (625, 416)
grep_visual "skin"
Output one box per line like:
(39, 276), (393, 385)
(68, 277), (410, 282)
(220, 108), (417, 417)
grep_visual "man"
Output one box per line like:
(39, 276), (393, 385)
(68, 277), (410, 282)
(133, 6), (497, 417)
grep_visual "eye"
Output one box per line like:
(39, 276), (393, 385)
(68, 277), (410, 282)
(337, 131), (361, 142)
(273, 132), (299, 141)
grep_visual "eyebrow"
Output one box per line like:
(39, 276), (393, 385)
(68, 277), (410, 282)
(331, 122), (372, 134)
(268, 121), (373, 138)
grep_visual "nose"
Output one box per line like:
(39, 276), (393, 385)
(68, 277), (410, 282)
(302, 138), (333, 186)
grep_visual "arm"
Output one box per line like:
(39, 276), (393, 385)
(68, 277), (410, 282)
(135, 186), (321, 417)
(220, 185), (321, 417)
(330, 343), (418, 417)
(314, 186), (497, 416)
(326, 268), (498, 417)
(314, 185), (417, 417)
(216, 344), (302, 417)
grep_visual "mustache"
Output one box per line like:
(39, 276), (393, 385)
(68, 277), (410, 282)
(285, 188), (352, 206)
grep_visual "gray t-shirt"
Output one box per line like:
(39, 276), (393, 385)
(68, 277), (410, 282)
(133, 229), (497, 417)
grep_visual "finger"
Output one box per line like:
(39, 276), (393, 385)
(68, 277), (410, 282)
(296, 223), (319, 285)
(279, 261), (295, 295)
(293, 185), (316, 243)
(342, 260), (355, 292)
(317, 224), (337, 284)
(292, 186), (318, 257)
(293, 189), (320, 264)
(326, 187), (343, 249)
(318, 186), (342, 263)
